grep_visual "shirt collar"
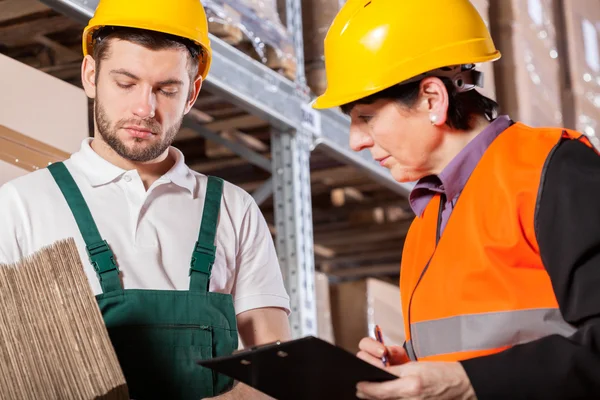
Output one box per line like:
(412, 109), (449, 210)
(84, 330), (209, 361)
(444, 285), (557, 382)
(69, 138), (196, 194)
(408, 115), (513, 216)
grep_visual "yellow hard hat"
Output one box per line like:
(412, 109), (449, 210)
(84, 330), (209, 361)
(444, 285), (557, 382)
(312, 0), (501, 109)
(82, 0), (212, 79)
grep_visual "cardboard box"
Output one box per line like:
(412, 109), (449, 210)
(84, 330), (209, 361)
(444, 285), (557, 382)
(329, 278), (404, 354)
(315, 272), (335, 344)
(0, 124), (70, 173)
(559, 0), (600, 140)
(470, 0), (497, 100)
(0, 53), (89, 185)
(491, 0), (564, 127)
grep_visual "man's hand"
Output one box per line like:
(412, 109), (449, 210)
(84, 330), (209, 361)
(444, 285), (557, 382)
(203, 307), (291, 400)
(355, 336), (476, 400)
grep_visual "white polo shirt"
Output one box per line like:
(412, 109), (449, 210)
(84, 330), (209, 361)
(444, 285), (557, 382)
(0, 138), (290, 316)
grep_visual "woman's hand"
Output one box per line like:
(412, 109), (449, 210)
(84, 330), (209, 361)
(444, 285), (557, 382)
(356, 337), (410, 368)
(355, 337), (476, 400)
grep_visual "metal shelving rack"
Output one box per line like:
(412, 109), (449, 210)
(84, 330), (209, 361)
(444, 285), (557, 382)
(40, 0), (414, 339)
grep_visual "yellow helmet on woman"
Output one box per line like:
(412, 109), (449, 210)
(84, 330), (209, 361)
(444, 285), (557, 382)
(312, 0), (500, 109)
(82, 0), (212, 79)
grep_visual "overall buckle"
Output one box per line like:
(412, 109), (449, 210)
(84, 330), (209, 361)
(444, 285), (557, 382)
(190, 241), (216, 276)
(86, 240), (118, 275)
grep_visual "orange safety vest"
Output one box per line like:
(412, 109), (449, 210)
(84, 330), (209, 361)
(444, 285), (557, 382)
(400, 122), (594, 362)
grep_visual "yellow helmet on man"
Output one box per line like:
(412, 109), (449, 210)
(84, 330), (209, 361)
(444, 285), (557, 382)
(312, 0), (501, 110)
(82, 0), (212, 79)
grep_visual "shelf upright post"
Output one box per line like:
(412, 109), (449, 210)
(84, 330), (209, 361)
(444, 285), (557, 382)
(270, 0), (318, 339)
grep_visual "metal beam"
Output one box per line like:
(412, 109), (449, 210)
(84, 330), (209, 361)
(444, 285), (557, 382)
(38, 0), (414, 199)
(251, 178), (274, 206)
(182, 120), (272, 173)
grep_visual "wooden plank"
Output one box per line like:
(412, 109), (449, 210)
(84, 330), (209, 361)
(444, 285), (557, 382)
(268, 221), (337, 259)
(315, 221), (410, 247)
(330, 187), (366, 206)
(187, 108), (214, 123)
(325, 249), (403, 265)
(174, 127), (203, 141)
(0, 0), (50, 24)
(0, 15), (79, 47)
(318, 229), (406, 247)
(39, 62), (81, 80)
(330, 239), (405, 256)
(328, 263), (401, 279)
(228, 130), (269, 152)
(203, 114), (267, 132)
(189, 156), (248, 173)
(34, 35), (81, 63)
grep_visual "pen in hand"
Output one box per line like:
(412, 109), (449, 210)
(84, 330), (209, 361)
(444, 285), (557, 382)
(373, 324), (389, 367)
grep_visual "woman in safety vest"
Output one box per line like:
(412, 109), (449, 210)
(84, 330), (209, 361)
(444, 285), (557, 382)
(313, 0), (600, 399)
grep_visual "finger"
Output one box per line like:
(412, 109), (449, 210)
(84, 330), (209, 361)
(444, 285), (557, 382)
(387, 346), (411, 365)
(355, 390), (373, 400)
(357, 350), (388, 369)
(358, 337), (387, 358)
(357, 376), (423, 399)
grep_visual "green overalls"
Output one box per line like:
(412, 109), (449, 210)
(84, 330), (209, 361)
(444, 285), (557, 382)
(47, 162), (238, 399)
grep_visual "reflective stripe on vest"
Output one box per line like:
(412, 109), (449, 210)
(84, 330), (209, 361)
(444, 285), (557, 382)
(407, 308), (576, 360)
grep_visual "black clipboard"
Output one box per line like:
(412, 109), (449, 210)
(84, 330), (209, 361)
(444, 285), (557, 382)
(197, 336), (397, 400)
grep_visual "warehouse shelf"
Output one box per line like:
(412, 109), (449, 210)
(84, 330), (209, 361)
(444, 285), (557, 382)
(29, 0), (412, 338)
(40, 0), (412, 197)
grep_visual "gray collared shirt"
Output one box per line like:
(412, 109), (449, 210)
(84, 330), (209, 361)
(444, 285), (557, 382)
(408, 115), (513, 236)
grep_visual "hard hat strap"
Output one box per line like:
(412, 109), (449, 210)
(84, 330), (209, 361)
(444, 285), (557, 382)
(400, 64), (484, 93)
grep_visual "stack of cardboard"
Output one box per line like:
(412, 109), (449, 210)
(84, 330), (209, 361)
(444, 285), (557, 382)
(558, 0), (600, 142)
(0, 239), (128, 399)
(491, 0), (564, 127)
(329, 278), (404, 354)
(0, 54), (89, 185)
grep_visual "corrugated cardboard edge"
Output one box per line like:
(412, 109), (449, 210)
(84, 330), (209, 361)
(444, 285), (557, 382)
(0, 124), (70, 172)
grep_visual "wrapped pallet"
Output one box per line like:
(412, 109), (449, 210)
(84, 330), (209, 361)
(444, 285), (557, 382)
(329, 278), (404, 354)
(470, 0), (497, 100)
(302, 0), (344, 96)
(0, 54), (88, 185)
(558, 0), (600, 145)
(204, 0), (296, 80)
(490, 0), (563, 127)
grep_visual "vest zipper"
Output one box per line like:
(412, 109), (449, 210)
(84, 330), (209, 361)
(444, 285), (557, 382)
(406, 193), (445, 360)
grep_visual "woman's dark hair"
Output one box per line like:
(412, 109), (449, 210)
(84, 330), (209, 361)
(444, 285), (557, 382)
(340, 76), (499, 131)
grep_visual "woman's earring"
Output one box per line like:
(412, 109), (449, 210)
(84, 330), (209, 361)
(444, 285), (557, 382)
(430, 114), (438, 125)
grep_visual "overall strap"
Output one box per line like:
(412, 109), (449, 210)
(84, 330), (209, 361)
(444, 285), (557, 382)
(189, 176), (223, 292)
(47, 162), (121, 293)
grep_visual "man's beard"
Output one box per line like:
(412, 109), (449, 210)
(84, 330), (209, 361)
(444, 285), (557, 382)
(95, 100), (183, 162)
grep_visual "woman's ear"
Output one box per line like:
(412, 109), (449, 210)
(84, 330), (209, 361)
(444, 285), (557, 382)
(81, 55), (97, 99)
(419, 77), (449, 126)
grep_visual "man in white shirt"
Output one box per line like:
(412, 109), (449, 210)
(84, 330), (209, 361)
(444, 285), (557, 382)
(0, 0), (290, 398)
